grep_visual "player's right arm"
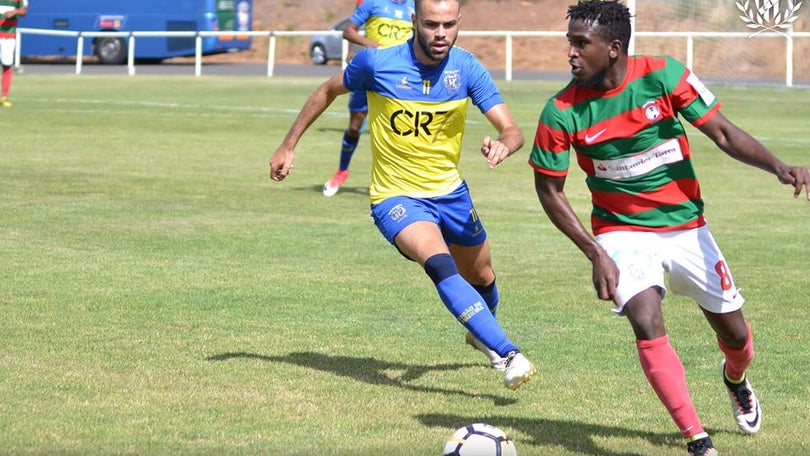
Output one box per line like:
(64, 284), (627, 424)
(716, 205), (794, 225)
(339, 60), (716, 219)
(530, 100), (619, 305)
(270, 72), (350, 181)
(344, 21), (378, 48)
(533, 171), (619, 304)
(344, 0), (378, 48)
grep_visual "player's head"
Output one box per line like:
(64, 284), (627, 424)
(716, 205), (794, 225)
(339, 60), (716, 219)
(412, 0), (461, 65)
(566, 1), (632, 88)
(568, 1), (632, 52)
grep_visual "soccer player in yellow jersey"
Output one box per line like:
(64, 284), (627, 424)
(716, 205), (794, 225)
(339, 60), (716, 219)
(271, 0), (537, 390)
(322, 0), (415, 197)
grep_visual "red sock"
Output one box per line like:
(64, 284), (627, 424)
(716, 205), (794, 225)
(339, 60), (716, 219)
(718, 321), (754, 382)
(1, 67), (11, 98)
(636, 335), (705, 439)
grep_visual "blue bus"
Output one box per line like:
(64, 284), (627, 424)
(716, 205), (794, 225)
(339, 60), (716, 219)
(19, 0), (253, 64)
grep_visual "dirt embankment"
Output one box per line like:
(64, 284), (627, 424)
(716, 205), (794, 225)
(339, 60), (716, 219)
(222, 0), (808, 80)
(224, 0), (571, 72)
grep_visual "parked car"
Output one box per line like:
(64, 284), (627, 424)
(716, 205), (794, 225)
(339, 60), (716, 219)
(308, 17), (363, 65)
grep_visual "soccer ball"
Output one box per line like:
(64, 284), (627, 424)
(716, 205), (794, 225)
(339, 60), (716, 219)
(442, 423), (518, 456)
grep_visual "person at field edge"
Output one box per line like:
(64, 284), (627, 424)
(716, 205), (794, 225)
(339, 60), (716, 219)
(322, 0), (415, 197)
(271, 0), (538, 390)
(530, 2), (810, 455)
(0, 0), (27, 107)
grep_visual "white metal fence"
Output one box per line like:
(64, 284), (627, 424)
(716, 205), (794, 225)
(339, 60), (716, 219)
(15, 28), (810, 86)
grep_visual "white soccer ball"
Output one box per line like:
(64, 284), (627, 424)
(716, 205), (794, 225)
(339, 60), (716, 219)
(442, 423), (518, 456)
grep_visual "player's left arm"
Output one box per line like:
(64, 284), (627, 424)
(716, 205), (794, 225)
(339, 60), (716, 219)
(3, 7), (22, 18)
(8, 0), (26, 18)
(480, 103), (524, 169)
(697, 111), (810, 200)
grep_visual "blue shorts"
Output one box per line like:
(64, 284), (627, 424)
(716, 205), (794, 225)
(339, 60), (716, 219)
(348, 90), (368, 112)
(370, 181), (487, 248)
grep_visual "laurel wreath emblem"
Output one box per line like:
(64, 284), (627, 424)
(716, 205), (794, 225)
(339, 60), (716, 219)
(736, 0), (803, 37)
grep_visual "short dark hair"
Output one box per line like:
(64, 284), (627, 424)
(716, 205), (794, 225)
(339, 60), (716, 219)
(414, 0), (461, 13)
(567, 1), (632, 53)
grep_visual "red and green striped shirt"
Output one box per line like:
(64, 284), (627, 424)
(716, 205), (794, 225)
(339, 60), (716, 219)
(0, 0), (27, 38)
(529, 55), (721, 235)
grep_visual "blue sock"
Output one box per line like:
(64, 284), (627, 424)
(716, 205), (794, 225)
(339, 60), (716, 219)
(424, 254), (518, 357)
(339, 130), (359, 171)
(473, 281), (499, 316)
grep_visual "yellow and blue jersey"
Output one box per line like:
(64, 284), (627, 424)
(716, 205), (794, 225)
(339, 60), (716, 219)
(344, 40), (505, 204)
(351, 0), (414, 47)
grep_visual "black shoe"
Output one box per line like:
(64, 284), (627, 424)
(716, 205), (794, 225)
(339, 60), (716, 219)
(686, 436), (718, 456)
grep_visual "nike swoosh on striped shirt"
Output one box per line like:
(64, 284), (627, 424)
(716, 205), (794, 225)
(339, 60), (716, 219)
(585, 128), (607, 144)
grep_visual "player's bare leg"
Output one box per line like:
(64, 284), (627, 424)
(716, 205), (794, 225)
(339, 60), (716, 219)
(703, 309), (761, 434)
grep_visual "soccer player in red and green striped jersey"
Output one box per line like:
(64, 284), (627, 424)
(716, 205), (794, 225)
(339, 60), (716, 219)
(0, 0), (26, 107)
(530, 2), (809, 455)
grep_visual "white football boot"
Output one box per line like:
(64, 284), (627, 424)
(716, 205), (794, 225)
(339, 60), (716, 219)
(503, 351), (537, 391)
(721, 360), (762, 434)
(465, 331), (507, 371)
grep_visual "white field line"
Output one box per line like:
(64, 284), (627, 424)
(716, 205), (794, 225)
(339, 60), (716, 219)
(22, 97), (492, 125)
(21, 97), (810, 144)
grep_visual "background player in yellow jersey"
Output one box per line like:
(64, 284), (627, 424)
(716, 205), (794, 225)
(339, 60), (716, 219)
(322, 0), (415, 197)
(271, 0), (537, 390)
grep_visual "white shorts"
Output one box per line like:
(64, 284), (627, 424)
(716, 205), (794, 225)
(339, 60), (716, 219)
(596, 224), (745, 315)
(0, 38), (17, 67)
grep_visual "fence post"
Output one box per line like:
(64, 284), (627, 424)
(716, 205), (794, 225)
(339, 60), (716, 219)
(127, 34), (136, 76)
(76, 34), (84, 75)
(505, 33), (513, 82)
(195, 34), (203, 77)
(786, 25), (794, 87)
(14, 30), (21, 71)
(267, 33), (276, 77)
(686, 34), (694, 71)
(342, 38), (349, 70)
(627, 0), (636, 55)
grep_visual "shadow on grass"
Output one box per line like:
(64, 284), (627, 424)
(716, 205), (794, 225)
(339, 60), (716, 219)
(207, 351), (518, 406)
(306, 184), (369, 196)
(316, 127), (369, 135)
(419, 412), (702, 456)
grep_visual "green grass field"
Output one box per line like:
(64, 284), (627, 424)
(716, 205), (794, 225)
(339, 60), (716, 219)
(1, 73), (808, 455)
